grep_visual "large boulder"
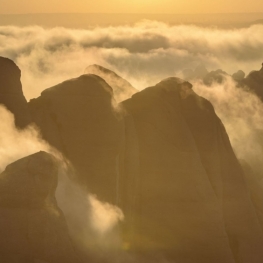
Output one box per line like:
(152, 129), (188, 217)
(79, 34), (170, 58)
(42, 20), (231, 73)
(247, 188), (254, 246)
(121, 77), (263, 263)
(0, 151), (81, 263)
(28, 74), (124, 203)
(85, 64), (138, 102)
(0, 56), (31, 128)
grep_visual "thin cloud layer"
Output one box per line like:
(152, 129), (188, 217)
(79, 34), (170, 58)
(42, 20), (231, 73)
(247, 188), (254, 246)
(1, 21), (263, 99)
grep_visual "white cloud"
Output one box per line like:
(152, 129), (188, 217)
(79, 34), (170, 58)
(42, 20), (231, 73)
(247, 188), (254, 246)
(1, 22), (263, 99)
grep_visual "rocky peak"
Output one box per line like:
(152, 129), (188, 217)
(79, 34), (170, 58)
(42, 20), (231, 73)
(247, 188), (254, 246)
(0, 56), (31, 128)
(85, 64), (138, 102)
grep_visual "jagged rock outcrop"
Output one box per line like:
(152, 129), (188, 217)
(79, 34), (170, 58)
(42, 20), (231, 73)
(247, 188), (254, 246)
(85, 64), (138, 102)
(0, 151), (81, 263)
(121, 77), (263, 263)
(28, 74), (124, 203)
(0, 56), (31, 128)
(203, 68), (229, 85)
(240, 63), (263, 101)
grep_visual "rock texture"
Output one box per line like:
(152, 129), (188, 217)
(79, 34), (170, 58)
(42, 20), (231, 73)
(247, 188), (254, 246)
(0, 56), (31, 128)
(121, 77), (263, 263)
(28, 74), (124, 203)
(85, 64), (138, 102)
(0, 151), (81, 263)
(240, 160), (263, 230)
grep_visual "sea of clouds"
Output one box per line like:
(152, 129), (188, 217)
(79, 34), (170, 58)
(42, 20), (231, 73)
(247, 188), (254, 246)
(1, 20), (263, 99)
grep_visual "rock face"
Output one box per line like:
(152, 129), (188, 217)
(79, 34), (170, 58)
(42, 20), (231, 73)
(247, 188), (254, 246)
(240, 160), (263, 230)
(28, 74), (124, 203)
(0, 151), (81, 263)
(85, 64), (138, 102)
(121, 77), (263, 263)
(0, 56), (31, 128)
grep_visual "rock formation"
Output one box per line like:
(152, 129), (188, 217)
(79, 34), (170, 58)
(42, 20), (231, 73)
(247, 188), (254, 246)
(232, 70), (245, 81)
(85, 64), (138, 102)
(0, 151), (81, 263)
(202, 68), (229, 85)
(0, 56), (31, 128)
(240, 63), (263, 101)
(1, 56), (263, 263)
(28, 74), (124, 203)
(121, 77), (263, 263)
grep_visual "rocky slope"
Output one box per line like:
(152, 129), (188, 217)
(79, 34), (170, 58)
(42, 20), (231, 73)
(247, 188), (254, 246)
(0, 151), (81, 263)
(0, 56), (31, 128)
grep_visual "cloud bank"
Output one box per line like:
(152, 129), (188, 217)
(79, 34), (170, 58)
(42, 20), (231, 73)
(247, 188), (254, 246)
(1, 21), (263, 99)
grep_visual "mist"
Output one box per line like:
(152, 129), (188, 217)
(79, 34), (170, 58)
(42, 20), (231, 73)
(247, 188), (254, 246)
(0, 105), (51, 172)
(1, 21), (263, 99)
(0, 104), (125, 261)
(194, 77), (263, 175)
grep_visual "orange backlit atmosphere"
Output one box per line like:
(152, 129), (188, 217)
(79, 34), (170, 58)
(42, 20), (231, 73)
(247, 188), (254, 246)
(1, 1), (263, 263)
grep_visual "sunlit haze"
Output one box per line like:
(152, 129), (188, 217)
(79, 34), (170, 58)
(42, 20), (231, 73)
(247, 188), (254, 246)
(1, 1), (263, 263)
(1, 0), (263, 14)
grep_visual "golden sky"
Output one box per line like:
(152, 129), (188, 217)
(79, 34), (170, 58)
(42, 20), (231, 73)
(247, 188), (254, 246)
(1, 0), (263, 14)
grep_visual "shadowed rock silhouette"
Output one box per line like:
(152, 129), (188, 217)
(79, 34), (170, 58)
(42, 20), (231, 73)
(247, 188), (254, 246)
(0, 57), (31, 128)
(121, 77), (263, 263)
(241, 63), (263, 101)
(0, 151), (82, 263)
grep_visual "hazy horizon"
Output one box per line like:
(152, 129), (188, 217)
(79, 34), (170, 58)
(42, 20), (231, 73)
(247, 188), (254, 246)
(1, 0), (263, 14)
(1, 12), (263, 29)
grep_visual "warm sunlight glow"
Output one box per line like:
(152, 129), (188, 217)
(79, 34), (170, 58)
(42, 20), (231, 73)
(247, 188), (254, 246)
(1, 0), (263, 14)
